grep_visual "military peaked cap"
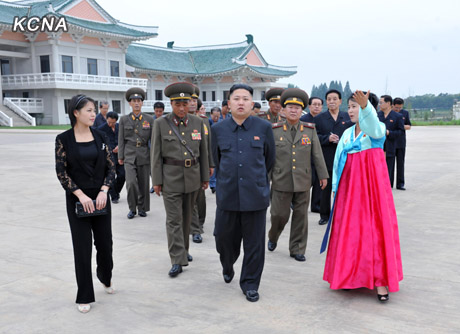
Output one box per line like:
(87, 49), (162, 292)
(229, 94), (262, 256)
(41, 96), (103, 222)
(164, 82), (195, 101)
(281, 88), (309, 108)
(125, 87), (146, 102)
(265, 87), (284, 102)
(192, 84), (200, 99)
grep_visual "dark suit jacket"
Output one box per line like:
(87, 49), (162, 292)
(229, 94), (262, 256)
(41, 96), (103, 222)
(313, 110), (352, 171)
(93, 112), (107, 129)
(378, 110), (405, 157)
(212, 116), (275, 212)
(55, 128), (115, 193)
(300, 112), (315, 123)
(395, 109), (411, 149)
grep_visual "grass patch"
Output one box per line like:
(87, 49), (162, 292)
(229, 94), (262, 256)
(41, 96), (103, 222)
(0, 125), (71, 130)
(412, 120), (460, 126)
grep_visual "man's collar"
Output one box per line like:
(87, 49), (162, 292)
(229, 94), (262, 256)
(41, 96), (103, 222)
(231, 116), (252, 132)
(172, 114), (189, 126)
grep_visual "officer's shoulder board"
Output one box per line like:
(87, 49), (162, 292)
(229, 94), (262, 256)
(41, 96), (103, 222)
(300, 121), (315, 129)
(257, 111), (267, 117)
(199, 114), (208, 119)
(272, 122), (284, 129)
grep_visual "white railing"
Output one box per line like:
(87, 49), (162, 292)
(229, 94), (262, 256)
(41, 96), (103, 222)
(3, 98), (36, 126)
(5, 98), (44, 114)
(0, 110), (13, 127)
(1, 72), (148, 89)
(142, 99), (269, 113)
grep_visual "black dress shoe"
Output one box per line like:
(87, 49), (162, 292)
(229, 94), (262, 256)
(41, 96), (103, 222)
(397, 186), (406, 191)
(127, 211), (136, 219)
(192, 234), (203, 243)
(244, 290), (259, 302)
(223, 269), (234, 283)
(187, 254), (193, 262)
(112, 198), (119, 204)
(290, 254), (306, 262)
(168, 264), (182, 277)
(267, 240), (277, 251)
(138, 210), (147, 217)
(318, 218), (328, 225)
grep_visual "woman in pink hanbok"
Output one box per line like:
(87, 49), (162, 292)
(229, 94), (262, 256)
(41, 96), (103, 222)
(322, 91), (403, 302)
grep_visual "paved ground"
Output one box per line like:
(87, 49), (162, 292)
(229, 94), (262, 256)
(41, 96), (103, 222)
(0, 126), (459, 334)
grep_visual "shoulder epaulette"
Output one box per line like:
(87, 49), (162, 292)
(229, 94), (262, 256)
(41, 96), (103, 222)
(199, 114), (208, 118)
(257, 112), (266, 117)
(300, 121), (315, 129)
(272, 122), (284, 129)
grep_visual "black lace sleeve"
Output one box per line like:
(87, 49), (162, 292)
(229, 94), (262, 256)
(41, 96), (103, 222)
(55, 137), (79, 192)
(102, 138), (116, 188)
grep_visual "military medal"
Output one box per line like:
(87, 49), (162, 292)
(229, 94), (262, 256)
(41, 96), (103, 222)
(301, 135), (311, 145)
(191, 129), (201, 140)
(142, 121), (150, 129)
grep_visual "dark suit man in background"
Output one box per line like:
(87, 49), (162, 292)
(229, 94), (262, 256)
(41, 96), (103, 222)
(300, 96), (324, 212)
(392, 97), (411, 190)
(98, 111), (125, 203)
(93, 100), (109, 128)
(378, 95), (405, 188)
(314, 90), (352, 225)
(212, 84), (275, 303)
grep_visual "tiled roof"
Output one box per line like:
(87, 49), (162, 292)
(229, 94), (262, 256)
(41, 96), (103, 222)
(0, 0), (157, 39)
(127, 42), (296, 78)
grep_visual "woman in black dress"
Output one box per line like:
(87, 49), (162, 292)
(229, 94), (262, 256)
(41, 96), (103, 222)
(55, 95), (115, 313)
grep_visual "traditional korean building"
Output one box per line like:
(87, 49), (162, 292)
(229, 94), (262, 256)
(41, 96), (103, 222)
(0, 0), (296, 126)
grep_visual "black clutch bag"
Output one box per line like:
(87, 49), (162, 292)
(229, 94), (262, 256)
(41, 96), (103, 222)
(75, 200), (108, 218)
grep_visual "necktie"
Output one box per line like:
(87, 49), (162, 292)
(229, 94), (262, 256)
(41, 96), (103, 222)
(291, 126), (296, 140)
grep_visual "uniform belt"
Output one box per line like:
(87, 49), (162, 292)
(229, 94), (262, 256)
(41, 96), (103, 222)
(163, 157), (197, 168)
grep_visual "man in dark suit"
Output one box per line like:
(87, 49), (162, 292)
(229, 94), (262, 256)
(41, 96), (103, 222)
(93, 101), (109, 128)
(300, 97), (324, 212)
(314, 90), (352, 225)
(98, 112), (125, 203)
(212, 84), (275, 302)
(392, 97), (411, 190)
(378, 95), (405, 188)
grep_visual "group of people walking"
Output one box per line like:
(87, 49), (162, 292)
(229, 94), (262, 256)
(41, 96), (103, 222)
(55, 82), (406, 312)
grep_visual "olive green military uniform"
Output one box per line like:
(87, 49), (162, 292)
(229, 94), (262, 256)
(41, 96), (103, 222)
(268, 89), (329, 256)
(258, 109), (285, 124)
(190, 113), (213, 235)
(151, 84), (209, 266)
(118, 90), (154, 214)
(258, 88), (285, 124)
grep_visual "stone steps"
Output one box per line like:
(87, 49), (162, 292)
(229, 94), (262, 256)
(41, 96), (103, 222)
(0, 104), (31, 127)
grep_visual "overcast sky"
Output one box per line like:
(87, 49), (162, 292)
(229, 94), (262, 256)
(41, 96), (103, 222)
(9, 0), (460, 97)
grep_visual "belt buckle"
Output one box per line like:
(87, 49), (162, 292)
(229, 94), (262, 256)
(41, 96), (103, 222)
(136, 142), (141, 147)
(184, 159), (192, 168)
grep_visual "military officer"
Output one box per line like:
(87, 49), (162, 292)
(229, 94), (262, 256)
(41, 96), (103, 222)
(188, 86), (214, 243)
(258, 87), (285, 124)
(268, 88), (329, 261)
(118, 87), (154, 219)
(151, 82), (209, 277)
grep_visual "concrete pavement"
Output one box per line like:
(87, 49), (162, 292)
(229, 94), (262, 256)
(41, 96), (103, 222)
(0, 126), (459, 333)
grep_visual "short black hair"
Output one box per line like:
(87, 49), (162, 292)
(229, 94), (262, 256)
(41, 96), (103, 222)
(99, 100), (109, 108)
(348, 91), (379, 110)
(309, 97), (323, 105)
(67, 94), (96, 127)
(325, 89), (342, 100)
(393, 97), (404, 105)
(211, 107), (221, 113)
(253, 102), (261, 109)
(381, 95), (393, 105)
(222, 100), (228, 107)
(229, 84), (253, 97)
(106, 111), (118, 120)
(154, 102), (165, 110)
